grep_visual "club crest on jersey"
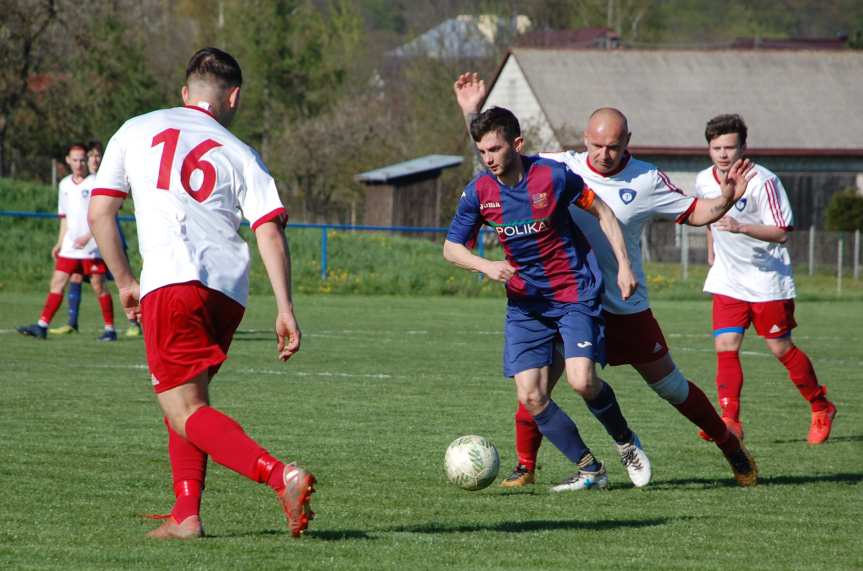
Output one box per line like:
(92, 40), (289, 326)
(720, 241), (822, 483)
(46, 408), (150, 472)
(81, 189), (90, 198)
(619, 188), (637, 205)
(532, 192), (548, 208)
(734, 198), (747, 211)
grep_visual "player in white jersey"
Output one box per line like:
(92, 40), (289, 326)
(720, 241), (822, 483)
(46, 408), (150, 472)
(693, 114), (836, 445)
(87, 48), (315, 540)
(17, 143), (117, 340)
(454, 73), (758, 487)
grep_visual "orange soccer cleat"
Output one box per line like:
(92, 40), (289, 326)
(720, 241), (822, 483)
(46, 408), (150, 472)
(145, 514), (204, 540)
(277, 463), (316, 537)
(808, 402), (837, 445)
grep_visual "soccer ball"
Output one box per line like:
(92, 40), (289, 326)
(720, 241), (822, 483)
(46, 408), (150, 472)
(444, 435), (500, 491)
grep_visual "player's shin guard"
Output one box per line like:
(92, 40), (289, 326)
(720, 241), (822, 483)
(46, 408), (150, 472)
(98, 293), (115, 329)
(584, 381), (632, 445)
(39, 292), (64, 325)
(184, 406), (285, 491)
(515, 402), (542, 471)
(165, 418), (206, 522)
(778, 346), (829, 412)
(67, 282), (82, 329)
(716, 351), (744, 420)
(532, 400), (594, 466)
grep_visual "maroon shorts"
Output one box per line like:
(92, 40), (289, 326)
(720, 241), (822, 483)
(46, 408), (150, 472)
(603, 309), (670, 366)
(141, 281), (245, 394)
(712, 294), (796, 339)
(55, 256), (107, 276)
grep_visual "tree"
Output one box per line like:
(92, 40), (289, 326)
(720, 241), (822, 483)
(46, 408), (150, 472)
(825, 189), (863, 232)
(0, 0), (59, 177)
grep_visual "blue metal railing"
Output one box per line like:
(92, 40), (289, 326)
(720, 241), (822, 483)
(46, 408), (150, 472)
(0, 210), (490, 279)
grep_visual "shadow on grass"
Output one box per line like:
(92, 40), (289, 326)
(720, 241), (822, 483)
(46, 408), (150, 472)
(385, 517), (670, 534)
(209, 528), (374, 541)
(651, 472), (863, 489)
(770, 434), (863, 444)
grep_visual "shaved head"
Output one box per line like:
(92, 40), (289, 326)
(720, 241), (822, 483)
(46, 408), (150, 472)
(583, 107), (631, 175)
(587, 107), (629, 139)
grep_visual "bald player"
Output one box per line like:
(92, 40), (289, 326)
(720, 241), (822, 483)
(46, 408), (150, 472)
(454, 73), (759, 488)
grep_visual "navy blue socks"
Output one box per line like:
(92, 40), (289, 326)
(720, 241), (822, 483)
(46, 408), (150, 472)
(585, 381), (632, 445)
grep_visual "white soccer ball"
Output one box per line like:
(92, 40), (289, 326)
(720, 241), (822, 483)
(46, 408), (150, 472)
(445, 435), (500, 491)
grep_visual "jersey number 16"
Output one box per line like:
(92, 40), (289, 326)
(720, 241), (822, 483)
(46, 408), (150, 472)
(152, 128), (222, 203)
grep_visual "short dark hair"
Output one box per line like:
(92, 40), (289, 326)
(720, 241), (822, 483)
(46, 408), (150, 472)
(186, 47), (243, 89)
(470, 106), (521, 143)
(86, 140), (102, 154)
(66, 142), (87, 155)
(705, 114), (748, 146)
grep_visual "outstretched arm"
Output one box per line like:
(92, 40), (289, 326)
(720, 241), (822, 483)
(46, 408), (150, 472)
(255, 222), (301, 361)
(443, 240), (515, 282)
(686, 159), (755, 226)
(585, 195), (636, 299)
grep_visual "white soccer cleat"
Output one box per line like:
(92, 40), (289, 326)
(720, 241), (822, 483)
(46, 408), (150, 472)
(550, 463), (609, 492)
(616, 433), (652, 488)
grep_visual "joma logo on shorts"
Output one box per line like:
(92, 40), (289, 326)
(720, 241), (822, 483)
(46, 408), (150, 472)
(495, 220), (548, 238)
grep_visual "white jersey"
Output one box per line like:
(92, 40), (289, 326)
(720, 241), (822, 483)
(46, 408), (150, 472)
(539, 152), (696, 314)
(693, 164), (796, 302)
(58, 174), (100, 259)
(93, 105), (286, 307)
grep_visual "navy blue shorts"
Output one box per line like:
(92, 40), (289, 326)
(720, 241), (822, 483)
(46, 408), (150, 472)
(503, 298), (606, 377)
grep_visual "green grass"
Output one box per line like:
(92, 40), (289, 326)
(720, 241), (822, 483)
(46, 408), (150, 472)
(0, 294), (860, 570)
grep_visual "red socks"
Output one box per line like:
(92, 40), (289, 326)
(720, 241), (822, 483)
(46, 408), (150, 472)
(40, 292), (63, 324)
(184, 406), (285, 491)
(779, 346), (829, 412)
(716, 351), (743, 420)
(98, 293), (114, 328)
(673, 381), (738, 454)
(515, 402), (542, 471)
(165, 418), (206, 522)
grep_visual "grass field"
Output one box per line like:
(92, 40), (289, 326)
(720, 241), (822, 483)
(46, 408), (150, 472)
(0, 293), (860, 570)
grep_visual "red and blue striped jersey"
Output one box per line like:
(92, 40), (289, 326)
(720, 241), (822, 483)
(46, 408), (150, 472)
(447, 155), (602, 304)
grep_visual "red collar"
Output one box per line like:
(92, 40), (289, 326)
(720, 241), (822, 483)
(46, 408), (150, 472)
(586, 152), (631, 177)
(184, 104), (217, 120)
(712, 166), (722, 184)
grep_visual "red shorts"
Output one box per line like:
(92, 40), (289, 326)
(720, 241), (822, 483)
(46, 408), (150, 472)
(55, 256), (107, 276)
(712, 294), (797, 339)
(603, 309), (669, 366)
(141, 281), (245, 393)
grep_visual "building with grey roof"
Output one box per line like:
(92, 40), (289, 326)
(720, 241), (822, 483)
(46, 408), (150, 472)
(482, 48), (863, 229)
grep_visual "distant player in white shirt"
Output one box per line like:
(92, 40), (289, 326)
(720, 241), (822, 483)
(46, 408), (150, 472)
(16, 143), (117, 340)
(454, 73), (758, 488)
(88, 48), (315, 540)
(694, 114), (836, 445)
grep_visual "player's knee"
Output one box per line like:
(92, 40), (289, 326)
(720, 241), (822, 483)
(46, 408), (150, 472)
(518, 392), (548, 415)
(648, 367), (690, 405)
(567, 371), (599, 399)
(767, 338), (793, 359)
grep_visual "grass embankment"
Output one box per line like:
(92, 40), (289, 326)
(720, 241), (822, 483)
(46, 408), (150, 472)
(2, 178), (861, 299)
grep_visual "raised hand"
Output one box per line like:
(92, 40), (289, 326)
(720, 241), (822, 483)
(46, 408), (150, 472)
(453, 72), (487, 116)
(721, 158), (755, 203)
